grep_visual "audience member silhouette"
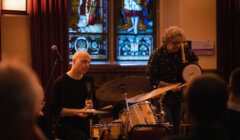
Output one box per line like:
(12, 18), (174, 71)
(0, 61), (46, 140)
(163, 73), (229, 140)
(222, 67), (240, 140)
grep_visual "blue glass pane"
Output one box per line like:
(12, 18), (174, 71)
(117, 35), (153, 60)
(69, 34), (108, 61)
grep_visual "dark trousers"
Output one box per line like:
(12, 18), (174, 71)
(55, 124), (89, 140)
(164, 102), (183, 134)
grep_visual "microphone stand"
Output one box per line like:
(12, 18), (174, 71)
(43, 58), (61, 139)
(45, 58), (61, 91)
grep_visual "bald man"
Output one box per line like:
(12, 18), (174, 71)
(49, 51), (99, 140)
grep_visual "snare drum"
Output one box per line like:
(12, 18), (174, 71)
(92, 124), (109, 140)
(109, 122), (122, 139)
(119, 101), (157, 131)
(92, 124), (102, 140)
(92, 123), (122, 140)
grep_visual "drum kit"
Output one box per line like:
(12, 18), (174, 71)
(85, 44), (202, 139)
(86, 64), (202, 139)
(85, 76), (193, 140)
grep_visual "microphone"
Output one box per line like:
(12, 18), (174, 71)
(51, 45), (63, 63)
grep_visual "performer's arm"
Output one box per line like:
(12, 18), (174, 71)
(60, 108), (88, 118)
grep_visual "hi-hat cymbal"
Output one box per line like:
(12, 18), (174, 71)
(96, 76), (151, 102)
(127, 83), (181, 103)
(78, 109), (108, 114)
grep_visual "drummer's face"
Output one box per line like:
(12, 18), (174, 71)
(73, 54), (91, 74)
(166, 35), (184, 53)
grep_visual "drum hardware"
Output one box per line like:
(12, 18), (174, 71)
(144, 118), (152, 124)
(79, 101), (109, 140)
(151, 105), (157, 111)
(158, 95), (166, 124)
(120, 83), (133, 136)
(156, 83), (189, 128)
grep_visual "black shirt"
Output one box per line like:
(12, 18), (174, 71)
(50, 74), (99, 136)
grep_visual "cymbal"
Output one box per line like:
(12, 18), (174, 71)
(96, 76), (151, 102)
(78, 109), (108, 114)
(127, 83), (181, 103)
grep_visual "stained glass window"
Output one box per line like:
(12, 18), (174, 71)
(69, 0), (109, 62)
(115, 0), (156, 61)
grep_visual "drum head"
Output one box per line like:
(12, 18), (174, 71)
(182, 64), (202, 82)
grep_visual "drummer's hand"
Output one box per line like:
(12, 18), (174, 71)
(77, 112), (88, 118)
(85, 99), (93, 109)
(158, 81), (170, 88)
(172, 86), (182, 92)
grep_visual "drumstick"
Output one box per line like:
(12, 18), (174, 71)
(181, 42), (188, 63)
(99, 105), (113, 110)
(178, 83), (189, 88)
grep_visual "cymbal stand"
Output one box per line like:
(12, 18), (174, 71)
(158, 94), (172, 129)
(120, 84), (133, 135)
(85, 99), (94, 140)
(89, 116), (93, 140)
(159, 94), (166, 124)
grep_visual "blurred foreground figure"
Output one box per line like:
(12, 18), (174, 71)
(0, 61), (46, 140)
(222, 67), (240, 140)
(164, 73), (229, 140)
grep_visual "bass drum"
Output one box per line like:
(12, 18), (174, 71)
(119, 101), (158, 132)
(182, 64), (202, 82)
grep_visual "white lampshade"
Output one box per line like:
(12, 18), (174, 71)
(2, 0), (27, 13)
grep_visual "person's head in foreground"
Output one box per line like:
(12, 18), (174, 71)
(184, 73), (228, 127)
(0, 61), (46, 140)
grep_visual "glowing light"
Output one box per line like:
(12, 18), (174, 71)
(2, 0), (26, 11)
